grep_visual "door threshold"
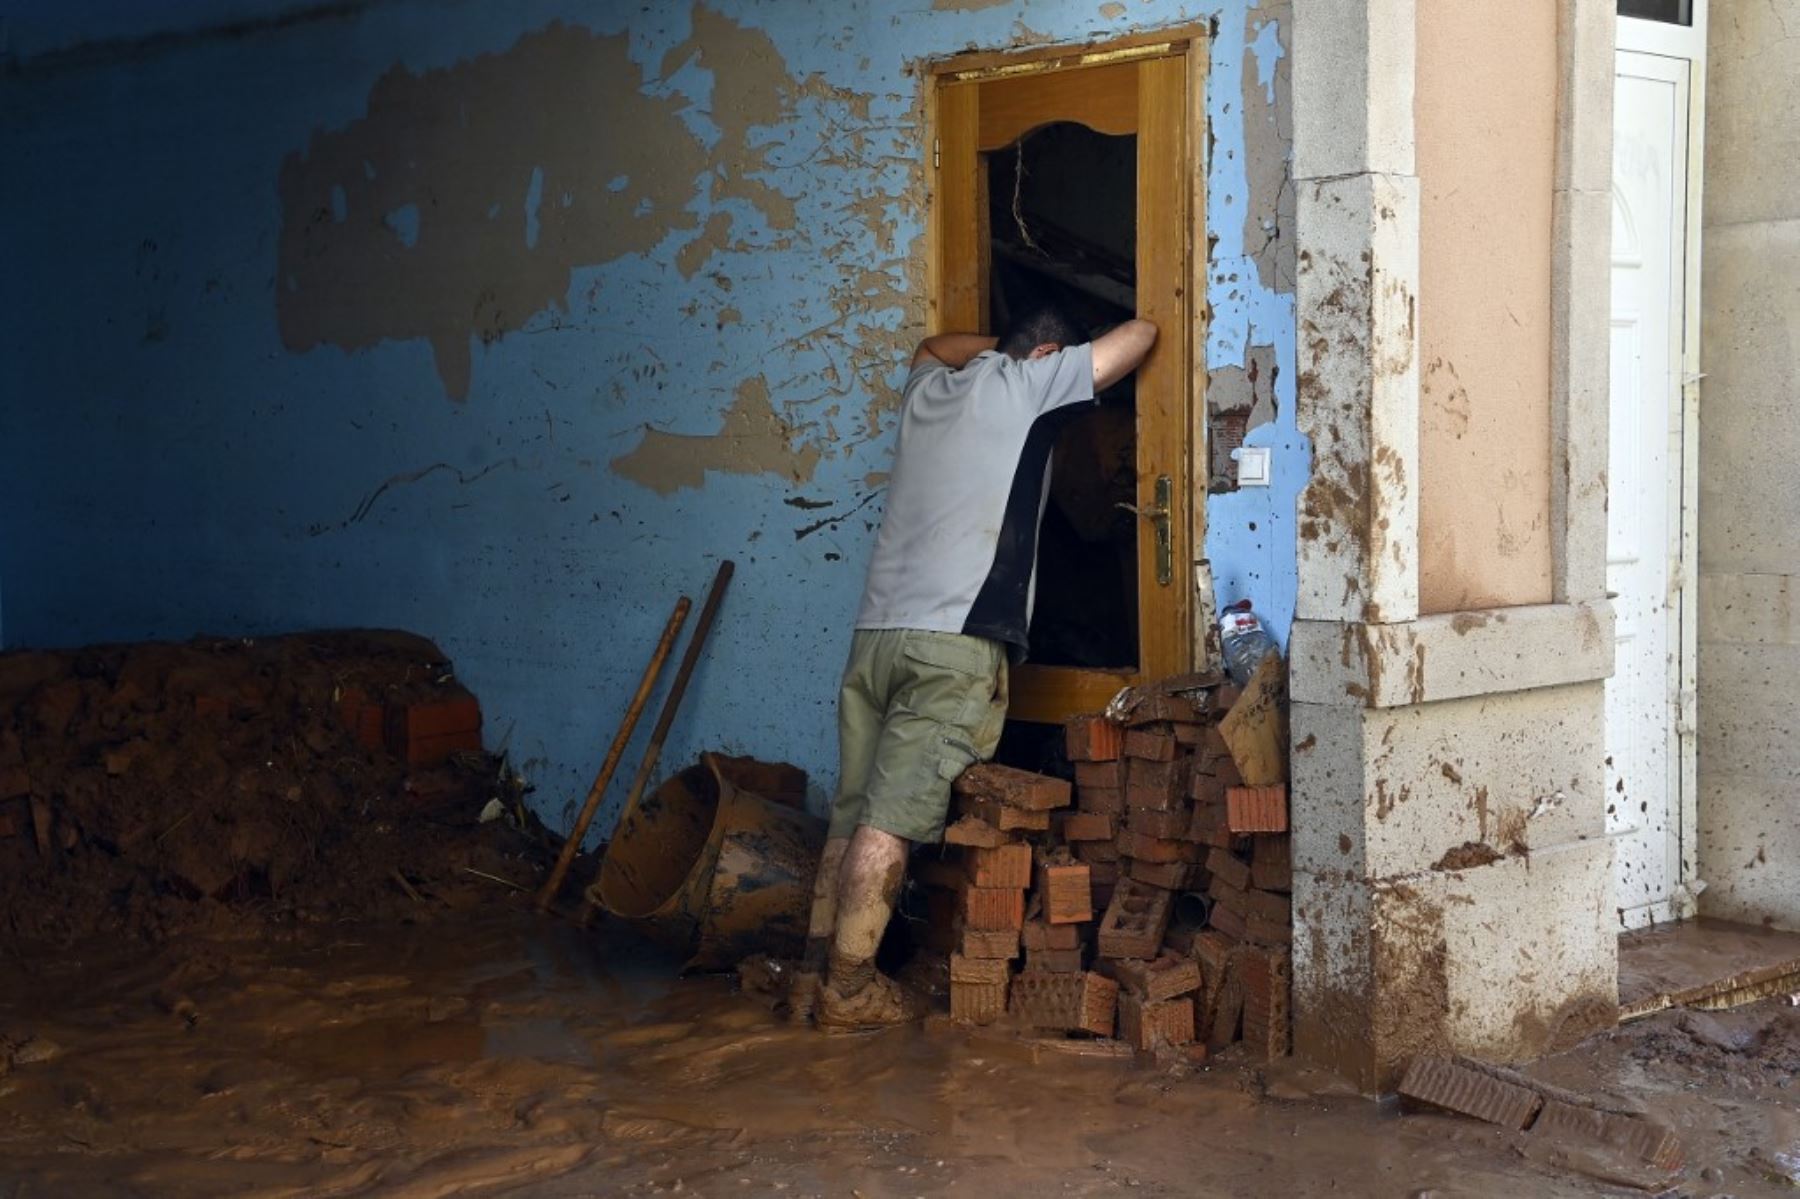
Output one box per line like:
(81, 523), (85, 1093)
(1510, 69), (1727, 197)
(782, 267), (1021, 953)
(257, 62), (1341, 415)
(1618, 917), (1800, 1022)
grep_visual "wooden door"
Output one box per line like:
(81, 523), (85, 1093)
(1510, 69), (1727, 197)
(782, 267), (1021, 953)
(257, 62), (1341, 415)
(935, 51), (1194, 725)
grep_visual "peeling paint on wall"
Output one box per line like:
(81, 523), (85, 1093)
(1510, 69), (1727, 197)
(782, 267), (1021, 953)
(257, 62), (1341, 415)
(1203, 1), (1306, 645)
(611, 376), (822, 494)
(3, 0), (1303, 841)
(276, 22), (712, 400)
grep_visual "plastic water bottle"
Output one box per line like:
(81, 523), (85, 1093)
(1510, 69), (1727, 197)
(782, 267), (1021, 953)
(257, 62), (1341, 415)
(1218, 600), (1279, 686)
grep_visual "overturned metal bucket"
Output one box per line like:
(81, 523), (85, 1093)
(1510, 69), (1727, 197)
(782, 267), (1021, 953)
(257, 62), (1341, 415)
(593, 752), (824, 970)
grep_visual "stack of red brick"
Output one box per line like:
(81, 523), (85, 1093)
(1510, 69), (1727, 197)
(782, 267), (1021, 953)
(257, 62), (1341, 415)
(930, 665), (1293, 1060)
(936, 763), (1089, 1024)
(338, 684), (483, 767)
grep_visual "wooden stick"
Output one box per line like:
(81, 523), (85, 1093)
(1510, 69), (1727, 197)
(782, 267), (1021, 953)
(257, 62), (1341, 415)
(536, 595), (693, 912)
(581, 559), (735, 920)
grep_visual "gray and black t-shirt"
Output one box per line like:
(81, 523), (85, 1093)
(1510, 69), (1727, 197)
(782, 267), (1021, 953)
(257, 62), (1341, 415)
(854, 344), (1097, 660)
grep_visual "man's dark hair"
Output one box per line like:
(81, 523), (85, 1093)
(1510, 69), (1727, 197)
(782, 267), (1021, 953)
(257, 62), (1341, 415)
(996, 304), (1084, 360)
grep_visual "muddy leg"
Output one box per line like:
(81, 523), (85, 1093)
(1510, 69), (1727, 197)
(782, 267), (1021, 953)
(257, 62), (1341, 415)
(815, 825), (923, 1030)
(804, 836), (850, 972)
(788, 836), (849, 1023)
(828, 825), (907, 995)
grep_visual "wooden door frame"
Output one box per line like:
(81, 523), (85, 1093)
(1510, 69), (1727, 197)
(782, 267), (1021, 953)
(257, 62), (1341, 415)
(923, 28), (1210, 724)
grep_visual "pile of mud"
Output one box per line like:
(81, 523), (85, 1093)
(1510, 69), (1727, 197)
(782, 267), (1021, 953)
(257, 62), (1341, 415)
(0, 631), (553, 948)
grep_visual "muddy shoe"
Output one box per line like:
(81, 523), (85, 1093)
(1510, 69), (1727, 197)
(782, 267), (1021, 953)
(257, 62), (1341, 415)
(786, 969), (822, 1025)
(816, 972), (925, 1032)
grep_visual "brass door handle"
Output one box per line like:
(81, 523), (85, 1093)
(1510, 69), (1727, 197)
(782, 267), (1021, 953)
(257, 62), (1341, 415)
(1116, 475), (1174, 586)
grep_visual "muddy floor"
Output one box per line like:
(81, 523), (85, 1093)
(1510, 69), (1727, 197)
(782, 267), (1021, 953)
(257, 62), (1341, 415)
(3, 905), (1799, 1197)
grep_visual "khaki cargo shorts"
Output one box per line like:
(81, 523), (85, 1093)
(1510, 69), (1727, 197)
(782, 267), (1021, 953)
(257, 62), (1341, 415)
(829, 628), (1009, 844)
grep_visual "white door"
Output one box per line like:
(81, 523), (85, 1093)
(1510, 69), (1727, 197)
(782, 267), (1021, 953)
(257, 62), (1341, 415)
(1606, 48), (1691, 929)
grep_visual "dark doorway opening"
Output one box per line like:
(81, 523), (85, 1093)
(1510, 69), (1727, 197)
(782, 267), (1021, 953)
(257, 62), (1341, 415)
(985, 121), (1140, 674)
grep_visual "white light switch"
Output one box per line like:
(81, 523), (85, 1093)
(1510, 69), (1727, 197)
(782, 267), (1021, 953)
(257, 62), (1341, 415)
(1232, 446), (1271, 487)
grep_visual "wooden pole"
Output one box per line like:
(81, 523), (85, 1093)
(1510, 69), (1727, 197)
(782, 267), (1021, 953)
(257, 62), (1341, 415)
(581, 559), (735, 922)
(536, 594), (692, 912)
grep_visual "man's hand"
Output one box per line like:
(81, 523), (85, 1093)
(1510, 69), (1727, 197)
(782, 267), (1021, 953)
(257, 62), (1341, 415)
(913, 333), (998, 370)
(1091, 318), (1157, 390)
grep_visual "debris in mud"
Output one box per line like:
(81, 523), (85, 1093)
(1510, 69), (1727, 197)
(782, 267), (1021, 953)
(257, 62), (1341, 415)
(593, 753), (823, 970)
(1400, 1053), (1685, 1189)
(0, 630), (554, 949)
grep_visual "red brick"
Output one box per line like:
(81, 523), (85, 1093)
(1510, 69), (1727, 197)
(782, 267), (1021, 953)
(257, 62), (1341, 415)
(1110, 953), (1202, 1003)
(1187, 795), (1228, 832)
(1026, 946), (1085, 973)
(1037, 858), (1092, 924)
(1239, 946), (1291, 1060)
(1398, 1057), (1543, 1130)
(336, 686), (387, 750)
(1243, 888), (1291, 926)
(1123, 727), (1179, 762)
(1209, 902), (1249, 941)
(1206, 953), (1245, 1049)
(950, 953), (1012, 985)
(1078, 784), (1124, 816)
(1022, 919), (1082, 951)
(950, 979), (1008, 1025)
(1193, 929), (1237, 988)
(943, 815), (1010, 848)
(1530, 1101), (1684, 1173)
(1188, 768), (1227, 804)
(1058, 810), (1115, 841)
(193, 693), (230, 721)
(1172, 721), (1208, 747)
(1074, 759), (1127, 790)
(1117, 830), (1196, 864)
(1119, 993), (1195, 1051)
(1125, 693), (1203, 725)
(964, 843), (1032, 889)
(1210, 685), (1243, 715)
(1210, 876), (1248, 917)
(1251, 834), (1292, 892)
(961, 885), (1026, 931)
(1126, 809), (1191, 839)
(955, 763), (1072, 812)
(1096, 880), (1172, 959)
(387, 690), (481, 741)
(959, 798), (1050, 832)
(1065, 714), (1124, 762)
(397, 728), (482, 766)
(1128, 858), (1194, 890)
(1205, 846), (1252, 891)
(1012, 970), (1117, 1035)
(1245, 911), (1292, 946)
(1126, 757), (1188, 811)
(1074, 838), (1121, 864)
(1226, 784), (1288, 833)
(958, 926), (1020, 959)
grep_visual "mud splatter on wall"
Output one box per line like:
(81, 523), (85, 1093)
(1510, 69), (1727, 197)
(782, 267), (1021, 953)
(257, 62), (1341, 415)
(0, 0), (1300, 837)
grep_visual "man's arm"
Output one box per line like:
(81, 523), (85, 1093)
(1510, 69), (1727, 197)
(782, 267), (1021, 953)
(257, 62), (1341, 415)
(1090, 319), (1157, 391)
(912, 333), (998, 370)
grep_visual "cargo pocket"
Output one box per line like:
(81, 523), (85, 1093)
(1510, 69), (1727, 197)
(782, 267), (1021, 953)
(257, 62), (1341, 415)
(935, 729), (982, 782)
(900, 632), (994, 678)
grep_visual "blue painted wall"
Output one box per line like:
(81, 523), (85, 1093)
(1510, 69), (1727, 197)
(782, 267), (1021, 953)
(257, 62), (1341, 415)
(0, 0), (1302, 836)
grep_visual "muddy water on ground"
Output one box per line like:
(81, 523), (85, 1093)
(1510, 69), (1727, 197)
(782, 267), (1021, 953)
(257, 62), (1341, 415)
(0, 909), (1795, 1197)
